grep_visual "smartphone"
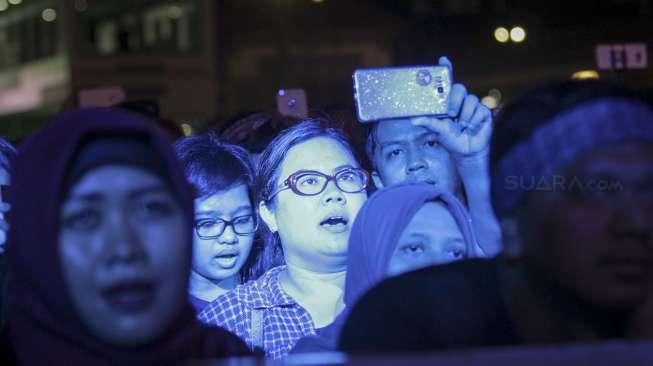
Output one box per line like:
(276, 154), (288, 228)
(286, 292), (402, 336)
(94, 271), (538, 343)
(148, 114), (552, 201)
(353, 66), (451, 123)
(276, 89), (308, 119)
(78, 86), (127, 108)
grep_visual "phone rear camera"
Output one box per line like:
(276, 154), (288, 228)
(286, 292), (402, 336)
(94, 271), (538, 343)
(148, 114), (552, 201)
(416, 70), (432, 86)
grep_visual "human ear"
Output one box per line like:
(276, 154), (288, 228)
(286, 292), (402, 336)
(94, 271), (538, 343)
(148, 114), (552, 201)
(371, 171), (385, 189)
(258, 200), (278, 233)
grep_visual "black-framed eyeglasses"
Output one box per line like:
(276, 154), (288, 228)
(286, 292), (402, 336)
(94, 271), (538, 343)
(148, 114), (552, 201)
(194, 214), (258, 239)
(267, 167), (369, 201)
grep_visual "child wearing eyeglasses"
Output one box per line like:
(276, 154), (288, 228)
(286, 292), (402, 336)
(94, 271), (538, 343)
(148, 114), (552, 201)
(175, 132), (259, 313)
(198, 119), (369, 358)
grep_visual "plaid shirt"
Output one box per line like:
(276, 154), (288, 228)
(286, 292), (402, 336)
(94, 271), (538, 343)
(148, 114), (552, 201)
(198, 266), (316, 358)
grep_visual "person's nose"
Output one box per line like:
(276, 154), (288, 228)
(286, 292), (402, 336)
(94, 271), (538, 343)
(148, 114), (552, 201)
(104, 209), (147, 267)
(218, 223), (239, 245)
(321, 179), (346, 206)
(405, 149), (427, 174)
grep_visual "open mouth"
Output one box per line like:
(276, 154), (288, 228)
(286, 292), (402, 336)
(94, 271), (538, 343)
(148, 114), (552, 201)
(320, 216), (349, 233)
(101, 281), (155, 313)
(213, 251), (240, 269)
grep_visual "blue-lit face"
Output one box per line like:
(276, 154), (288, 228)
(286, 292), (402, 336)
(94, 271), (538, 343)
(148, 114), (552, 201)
(192, 184), (254, 283)
(263, 137), (367, 272)
(372, 119), (460, 194)
(59, 165), (188, 346)
(387, 202), (467, 276)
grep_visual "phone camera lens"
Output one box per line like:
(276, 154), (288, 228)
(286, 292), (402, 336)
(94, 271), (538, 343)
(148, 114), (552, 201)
(416, 70), (432, 86)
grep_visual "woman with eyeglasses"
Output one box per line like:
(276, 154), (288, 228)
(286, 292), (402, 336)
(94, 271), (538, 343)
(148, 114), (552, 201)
(175, 132), (259, 313)
(292, 183), (480, 354)
(198, 119), (368, 358)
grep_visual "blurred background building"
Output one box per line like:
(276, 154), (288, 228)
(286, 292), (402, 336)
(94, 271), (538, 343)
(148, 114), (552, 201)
(0, 0), (651, 140)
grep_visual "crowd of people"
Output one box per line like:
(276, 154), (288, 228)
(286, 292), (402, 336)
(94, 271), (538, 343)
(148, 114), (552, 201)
(0, 58), (651, 364)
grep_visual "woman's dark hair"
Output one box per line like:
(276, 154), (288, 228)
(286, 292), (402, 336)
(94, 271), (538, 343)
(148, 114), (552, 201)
(254, 118), (360, 273)
(174, 132), (260, 281)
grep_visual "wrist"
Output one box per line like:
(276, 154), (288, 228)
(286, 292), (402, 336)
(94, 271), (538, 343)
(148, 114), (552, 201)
(454, 147), (490, 171)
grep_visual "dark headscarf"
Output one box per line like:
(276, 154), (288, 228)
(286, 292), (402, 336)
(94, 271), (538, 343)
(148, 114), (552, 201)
(4, 108), (249, 365)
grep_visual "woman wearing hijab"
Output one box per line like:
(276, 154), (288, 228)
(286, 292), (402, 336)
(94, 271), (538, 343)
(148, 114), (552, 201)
(292, 182), (480, 353)
(2, 108), (250, 364)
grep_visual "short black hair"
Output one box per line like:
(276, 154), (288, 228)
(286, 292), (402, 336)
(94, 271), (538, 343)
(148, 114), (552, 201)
(174, 132), (254, 200)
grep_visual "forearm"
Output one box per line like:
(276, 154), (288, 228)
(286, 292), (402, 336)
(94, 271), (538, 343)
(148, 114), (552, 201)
(455, 150), (502, 257)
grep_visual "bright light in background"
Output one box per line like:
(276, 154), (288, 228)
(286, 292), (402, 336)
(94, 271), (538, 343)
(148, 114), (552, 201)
(510, 26), (526, 43)
(74, 0), (88, 12)
(481, 96), (498, 109)
(488, 88), (502, 101)
(481, 88), (502, 109)
(8, 0), (21, 5)
(311, 0), (325, 3)
(41, 8), (57, 22)
(167, 5), (183, 19)
(181, 123), (193, 136)
(0, 0), (8, 12)
(494, 27), (509, 43)
(571, 70), (599, 80)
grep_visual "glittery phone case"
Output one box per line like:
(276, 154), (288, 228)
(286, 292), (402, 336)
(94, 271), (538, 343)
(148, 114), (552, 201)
(353, 66), (451, 123)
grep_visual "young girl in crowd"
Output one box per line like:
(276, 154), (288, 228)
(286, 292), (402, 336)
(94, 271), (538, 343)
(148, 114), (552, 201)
(292, 182), (479, 353)
(199, 119), (369, 358)
(175, 132), (259, 312)
(3, 108), (249, 364)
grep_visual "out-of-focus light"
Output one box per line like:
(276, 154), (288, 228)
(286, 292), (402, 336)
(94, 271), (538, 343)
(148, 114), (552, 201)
(481, 95), (499, 109)
(488, 88), (502, 101)
(42, 8), (57, 22)
(181, 123), (193, 136)
(8, 0), (21, 5)
(0, 0), (8, 12)
(74, 0), (88, 12)
(311, 0), (325, 3)
(494, 27), (509, 43)
(167, 5), (183, 19)
(571, 70), (599, 80)
(510, 26), (526, 43)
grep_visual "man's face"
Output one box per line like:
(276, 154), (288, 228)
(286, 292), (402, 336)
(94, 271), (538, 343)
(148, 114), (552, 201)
(524, 142), (653, 310)
(371, 119), (460, 194)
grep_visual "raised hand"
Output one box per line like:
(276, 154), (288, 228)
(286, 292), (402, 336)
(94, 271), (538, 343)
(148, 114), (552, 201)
(410, 56), (493, 157)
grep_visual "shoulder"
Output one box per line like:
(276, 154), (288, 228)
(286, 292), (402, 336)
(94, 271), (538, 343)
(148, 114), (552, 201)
(198, 266), (286, 325)
(340, 258), (506, 351)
